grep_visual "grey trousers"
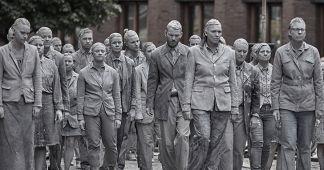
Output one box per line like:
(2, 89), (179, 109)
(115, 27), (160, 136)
(189, 110), (233, 170)
(0, 96), (34, 170)
(84, 107), (117, 169)
(233, 106), (247, 170)
(158, 96), (190, 170)
(117, 112), (132, 169)
(136, 122), (154, 170)
(280, 109), (315, 170)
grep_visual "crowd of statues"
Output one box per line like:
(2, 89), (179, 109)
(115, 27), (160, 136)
(0, 16), (324, 170)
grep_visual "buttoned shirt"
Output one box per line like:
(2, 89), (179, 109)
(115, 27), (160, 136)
(111, 54), (123, 91)
(290, 42), (306, 58)
(166, 44), (181, 94)
(81, 48), (93, 64)
(236, 63), (244, 106)
(90, 63), (105, 87)
(258, 63), (271, 106)
(204, 43), (220, 62)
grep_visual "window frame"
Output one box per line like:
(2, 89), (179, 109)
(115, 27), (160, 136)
(184, 2), (214, 45)
(250, 3), (282, 45)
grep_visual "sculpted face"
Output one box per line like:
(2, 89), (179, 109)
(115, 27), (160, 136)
(165, 27), (182, 48)
(235, 43), (248, 64)
(289, 22), (306, 43)
(126, 35), (140, 51)
(189, 39), (201, 47)
(62, 47), (74, 54)
(92, 45), (106, 62)
(38, 29), (52, 48)
(80, 33), (93, 49)
(64, 55), (74, 72)
(13, 24), (30, 44)
(110, 36), (123, 54)
(205, 24), (222, 44)
(251, 49), (259, 63)
(53, 40), (62, 52)
(30, 39), (44, 58)
(144, 45), (156, 61)
(258, 45), (271, 62)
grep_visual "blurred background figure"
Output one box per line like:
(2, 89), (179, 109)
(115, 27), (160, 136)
(188, 35), (201, 47)
(62, 44), (75, 55)
(52, 37), (62, 53)
(104, 37), (111, 54)
(6, 27), (14, 42)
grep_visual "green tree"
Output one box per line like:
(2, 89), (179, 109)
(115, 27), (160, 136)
(0, 0), (121, 42)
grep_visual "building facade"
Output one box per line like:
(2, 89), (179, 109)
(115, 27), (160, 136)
(91, 0), (324, 56)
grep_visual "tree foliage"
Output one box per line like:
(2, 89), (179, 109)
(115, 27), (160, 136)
(0, 0), (121, 41)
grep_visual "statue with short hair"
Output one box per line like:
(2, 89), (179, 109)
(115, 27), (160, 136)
(52, 37), (62, 52)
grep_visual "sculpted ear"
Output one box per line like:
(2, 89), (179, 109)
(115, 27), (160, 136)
(165, 30), (168, 37)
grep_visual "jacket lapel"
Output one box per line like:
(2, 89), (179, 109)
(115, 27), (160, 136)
(122, 57), (127, 89)
(89, 68), (103, 89)
(200, 46), (213, 63)
(212, 44), (225, 63)
(69, 73), (77, 88)
(8, 42), (21, 73)
(21, 43), (30, 73)
(243, 62), (251, 84)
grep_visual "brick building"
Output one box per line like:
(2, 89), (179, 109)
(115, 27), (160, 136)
(90, 0), (324, 56)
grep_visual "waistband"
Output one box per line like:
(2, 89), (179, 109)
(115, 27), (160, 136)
(283, 77), (312, 86)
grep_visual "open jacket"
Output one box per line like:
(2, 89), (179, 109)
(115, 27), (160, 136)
(241, 62), (261, 134)
(134, 61), (154, 124)
(105, 53), (136, 113)
(271, 42), (324, 112)
(77, 63), (122, 121)
(146, 42), (191, 121)
(0, 42), (42, 107)
(183, 43), (238, 113)
(63, 71), (79, 128)
(45, 49), (70, 111)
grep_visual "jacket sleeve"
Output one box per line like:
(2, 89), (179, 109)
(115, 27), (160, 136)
(52, 64), (64, 111)
(146, 51), (159, 109)
(33, 48), (42, 107)
(134, 67), (143, 120)
(0, 49), (3, 107)
(271, 50), (283, 111)
(76, 71), (85, 121)
(312, 48), (324, 111)
(251, 67), (261, 117)
(229, 49), (239, 112)
(182, 48), (195, 112)
(58, 54), (70, 112)
(112, 71), (122, 120)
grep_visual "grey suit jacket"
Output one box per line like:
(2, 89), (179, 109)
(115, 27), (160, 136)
(183, 43), (238, 112)
(146, 42), (191, 121)
(77, 63), (122, 121)
(63, 71), (79, 128)
(0, 42), (42, 107)
(134, 61), (154, 124)
(271, 42), (324, 112)
(241, 62), (260, 134)
(45, 49), (70, 111)
(105, 53), (136, 113)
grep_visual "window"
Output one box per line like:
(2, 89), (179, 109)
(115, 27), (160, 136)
(120, 2), (148, 44)
(184, 3), (214, 45)
(250, 4), (282, 47)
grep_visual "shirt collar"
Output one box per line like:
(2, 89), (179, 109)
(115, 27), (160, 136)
(90, 62), (105, 69)
(166, 43), (180, 53)
(111, 53), (124, 61)
(236, 62), (243, 71)
(290, 42), (306, 53)
(81, 47), (91, 55)
(205, 42), (219, 54)
(257, 63), (269, 72)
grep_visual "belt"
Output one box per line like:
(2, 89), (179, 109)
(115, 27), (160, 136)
(283, 77), (312, 86)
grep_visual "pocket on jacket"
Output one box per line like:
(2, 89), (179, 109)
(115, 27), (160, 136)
(193, 87), (203, 92)
(1, 85), (11, 90)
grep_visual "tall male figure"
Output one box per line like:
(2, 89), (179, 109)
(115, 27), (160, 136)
(0, 18), (42, 170)
(105, 33), (136, 170)
(232, 39), (261, 170)
(146, 20), (191, 170)
(72, 28), (94, 170)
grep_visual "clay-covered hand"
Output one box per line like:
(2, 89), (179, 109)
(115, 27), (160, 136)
(63, 111), (70, 120)
(316, 110), (324, 119)
(250, 116), (260, 129)
(146, 108), (154, 116)
(55, 110), (63, 122)
(183, 111), (191, 120)
(0, 106), (4, 118)
(315, 118), (321, 127)
(79, 120), (85, 131)
(32, 106), (41, 119)
(273, 110), (280, 122)
(128, 109), (136, 121)
(115, 120), (121, 129)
